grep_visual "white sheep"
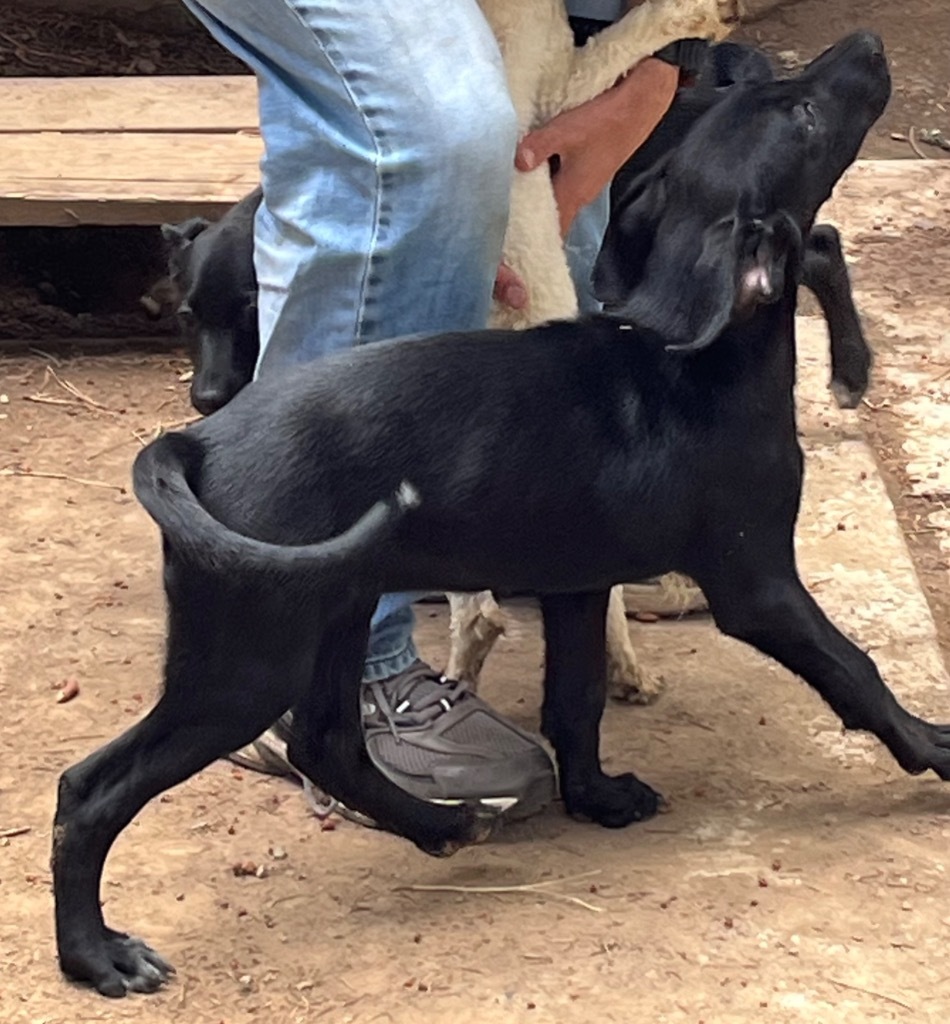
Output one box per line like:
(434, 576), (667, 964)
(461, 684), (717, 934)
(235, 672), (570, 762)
(446, 0), (740, 700)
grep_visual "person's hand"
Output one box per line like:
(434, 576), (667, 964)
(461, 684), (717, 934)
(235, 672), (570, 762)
(493, 261), (528, 310)
(492, 55), (679, 309)
(517, 56), (679, 238)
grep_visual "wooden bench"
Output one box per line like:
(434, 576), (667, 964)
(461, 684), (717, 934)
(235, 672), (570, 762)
(0, 76), (262, 227)
(0, 75), (945, 232)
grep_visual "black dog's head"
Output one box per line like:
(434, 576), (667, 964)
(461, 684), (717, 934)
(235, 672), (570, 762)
(161, 191), (261, 416)
(595, 31), (891, 352)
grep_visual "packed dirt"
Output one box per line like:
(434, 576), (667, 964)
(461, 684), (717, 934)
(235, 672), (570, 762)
(2, 319), (949, 1024)
(1, 2), (949, 1023)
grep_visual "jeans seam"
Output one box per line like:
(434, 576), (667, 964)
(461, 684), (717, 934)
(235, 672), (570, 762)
(284, 0), (384, 342)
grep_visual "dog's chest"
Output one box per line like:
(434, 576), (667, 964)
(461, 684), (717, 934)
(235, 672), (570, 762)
(476, 0), (576, 131)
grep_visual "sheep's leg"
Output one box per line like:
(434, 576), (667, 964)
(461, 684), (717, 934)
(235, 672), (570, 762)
(623, 573), (709, 618)
(489, 167), (579, 331)
(606, 585), (665, 705)
(558, 0), (742, 115)
(446, 591), (507, 691)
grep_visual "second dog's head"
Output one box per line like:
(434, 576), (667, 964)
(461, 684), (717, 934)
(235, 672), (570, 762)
(161, 190), (261, 417)
(595, 31), (891, 352)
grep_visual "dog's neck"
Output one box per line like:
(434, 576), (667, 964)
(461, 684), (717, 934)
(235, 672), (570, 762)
(695, 275), (801, 401)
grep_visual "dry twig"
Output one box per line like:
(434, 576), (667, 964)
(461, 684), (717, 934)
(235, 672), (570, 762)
(908, 126), (928, 160)
(396, 870), (605, 913)
(826, 977), (914, 1013)
(46, 366), (115, 415)
(0, 468), (125, 492)
(0, 826), (31, 839)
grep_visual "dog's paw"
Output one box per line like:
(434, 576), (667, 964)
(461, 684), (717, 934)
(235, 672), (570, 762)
(830, 378), (866, 410)
(830, 362), (871, 409)
(60, 928), (175, 998)
(887, 717), (950, 781)
(563, 773), (662, 828)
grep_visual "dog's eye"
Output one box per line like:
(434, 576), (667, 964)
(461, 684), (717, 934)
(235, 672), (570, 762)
(176, 301), (194, 318)
(796, 100), (819, 132)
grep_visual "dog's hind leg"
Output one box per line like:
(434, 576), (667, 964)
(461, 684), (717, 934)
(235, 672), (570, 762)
(53, 646), (307, 997)
(803, 224), (871, 409)
(541, 590), (662, 827)
(53, 565), (332, 997)
(699, 541), (950, 782)
(445, 590), (507, 689)
(285, 604), (498, 857)
(605, 585), (665, 705)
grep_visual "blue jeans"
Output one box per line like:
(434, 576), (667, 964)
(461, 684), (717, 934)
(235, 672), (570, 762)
(183, 0), (609, 680)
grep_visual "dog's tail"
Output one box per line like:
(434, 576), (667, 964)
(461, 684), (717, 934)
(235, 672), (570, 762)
(132, 430), (418, 575)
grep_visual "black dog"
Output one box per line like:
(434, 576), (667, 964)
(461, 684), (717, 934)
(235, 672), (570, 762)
(55, 35), (949, 999)
(610, 38), (872, 409)
(161, 187), (262, 416)
(160, 41), (871, 418)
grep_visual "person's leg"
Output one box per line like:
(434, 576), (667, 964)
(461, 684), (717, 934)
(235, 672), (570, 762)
(182, 0), (555, 817)
(564, 188), (611, 313)
(183, 0), (515, 679)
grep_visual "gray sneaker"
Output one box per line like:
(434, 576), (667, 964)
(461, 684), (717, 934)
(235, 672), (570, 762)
(228, 661), (556, 825)
(362, 661), (556, 820)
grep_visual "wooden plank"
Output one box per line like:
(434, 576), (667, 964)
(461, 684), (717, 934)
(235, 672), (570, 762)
(0, 76), (258, 133)
(0, 131), (261, 224)
(0, 131), (262, 189)
(0, 197), (243, 227)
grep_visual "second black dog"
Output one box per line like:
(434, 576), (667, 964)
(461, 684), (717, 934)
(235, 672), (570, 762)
(161, 187), (262, 415)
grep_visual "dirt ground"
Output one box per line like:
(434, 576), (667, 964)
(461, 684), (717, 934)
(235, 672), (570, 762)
(3, 333), (950, 1024)
(1, 2), (950, 1022)
(3, 207), (950, 1024)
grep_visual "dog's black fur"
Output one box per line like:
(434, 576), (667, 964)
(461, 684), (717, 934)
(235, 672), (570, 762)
(54, 34), (950, 999)
(161, 41), (870, 418)
(161, 187), (262, 416)
(609, 38), (872, 407)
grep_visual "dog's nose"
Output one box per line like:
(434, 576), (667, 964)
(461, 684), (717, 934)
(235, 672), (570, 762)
(191, 384), (231, 417)
(853, 30), (884, 58)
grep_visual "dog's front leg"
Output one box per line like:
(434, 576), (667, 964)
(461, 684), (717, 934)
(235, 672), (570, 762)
(701, 557), (950, 780)
(802, 224), (872, 409)
(541, 590), (662, 827)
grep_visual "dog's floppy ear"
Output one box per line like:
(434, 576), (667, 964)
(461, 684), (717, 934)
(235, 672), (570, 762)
(160, 217), (211, 249)
(597, 195), (803, 352)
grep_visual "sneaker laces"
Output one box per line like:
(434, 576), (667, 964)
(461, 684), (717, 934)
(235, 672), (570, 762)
(365, 662), (471, 742)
